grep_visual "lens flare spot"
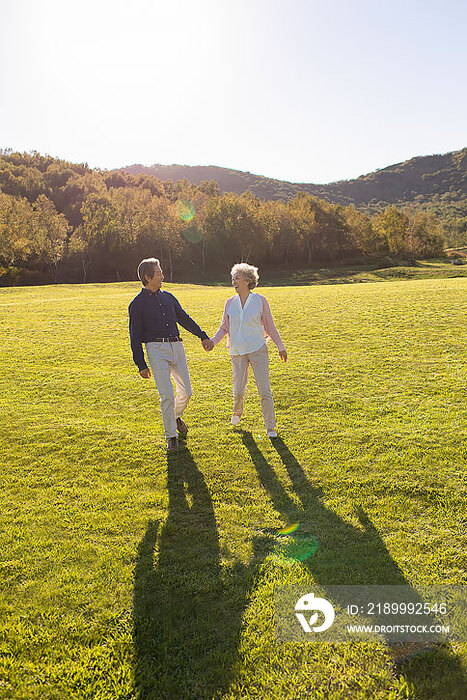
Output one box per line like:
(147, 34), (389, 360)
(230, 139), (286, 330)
(182, 221), (204, 243)
(275, 533), (319, 563)
(176, 199), (195, 222)
(277, 523), (300, 536)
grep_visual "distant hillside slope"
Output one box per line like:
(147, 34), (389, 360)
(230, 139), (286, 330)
(121, 149), (467, 245)
(121, 148), (466, 208)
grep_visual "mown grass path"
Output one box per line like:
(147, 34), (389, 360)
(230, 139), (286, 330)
(1, 279), (466, 699)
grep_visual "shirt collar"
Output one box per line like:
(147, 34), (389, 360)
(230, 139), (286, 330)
(237, 292), (252, 308)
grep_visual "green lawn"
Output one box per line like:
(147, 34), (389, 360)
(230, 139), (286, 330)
(260, 258), (467, 286)
(0, 278), (466, 699)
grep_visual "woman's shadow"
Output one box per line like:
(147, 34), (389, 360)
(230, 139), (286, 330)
(133, 437), (466, 699)
(239, 430), (466, 699)
(133, 447), (273, 699)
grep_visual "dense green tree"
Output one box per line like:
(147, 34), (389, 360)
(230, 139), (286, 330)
(68, 224), (93, 283)
(373, 206), (409, 256)
(372, 205), (445, 259)
(61, 171), (107, 228)
(259, 200), (303, 266)
(288, 193), (320, 264)
(148, 197), (185, 281)
(0, 160), (44, 201)
(0, 149), (454, 285)
(0, 193), (35, 266)
(197, 180), (220, 197)
(343, 205), (387, 257)
(78, 191), (120, 279)
(32, 195), (70, 282)
(404, 208), (445, 258)
(204, 191), (266, 267)
(176, 189), (212, 277)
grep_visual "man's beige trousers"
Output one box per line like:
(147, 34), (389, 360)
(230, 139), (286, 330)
(231, 343), (276, 431)
(145, 341), (193, 439)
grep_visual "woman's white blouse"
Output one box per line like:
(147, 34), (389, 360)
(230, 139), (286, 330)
(211, 292), (285, 356)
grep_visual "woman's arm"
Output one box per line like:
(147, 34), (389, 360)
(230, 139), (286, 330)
(210, 298), (231, 346)
(260, 295), (286, 352)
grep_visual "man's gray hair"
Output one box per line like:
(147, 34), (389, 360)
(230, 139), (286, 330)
(230, 262), (259, 290)
(137, 257), (160, 285)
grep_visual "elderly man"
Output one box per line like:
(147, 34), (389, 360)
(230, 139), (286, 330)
(129, 257), (213, 451)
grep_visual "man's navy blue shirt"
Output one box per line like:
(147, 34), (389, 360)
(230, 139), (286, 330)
(128, 287), (208, 371)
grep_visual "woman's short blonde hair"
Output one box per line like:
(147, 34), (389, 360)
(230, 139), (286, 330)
(230, 262), (259, 290)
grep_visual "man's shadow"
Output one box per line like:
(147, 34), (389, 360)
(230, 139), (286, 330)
(240, 431), (466, 700)
(132, 447), (273, 699)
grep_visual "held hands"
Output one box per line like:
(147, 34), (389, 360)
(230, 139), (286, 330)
(202, 338), (214, 351)
(279, 349), (288, 362)
(139, 368), (151, 378)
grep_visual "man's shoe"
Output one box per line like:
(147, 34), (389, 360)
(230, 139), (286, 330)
(176, 417), (188, 437)
(230, 415), (241, 426)
(267, 430), (278, 438)
(167, 436), (180, 452)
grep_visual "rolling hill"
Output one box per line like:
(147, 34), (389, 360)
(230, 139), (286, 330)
(121, 148), (466, 209)
(121, 149), (467, 245)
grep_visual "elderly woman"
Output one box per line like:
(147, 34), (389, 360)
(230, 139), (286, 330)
(208, 263), (287, 438)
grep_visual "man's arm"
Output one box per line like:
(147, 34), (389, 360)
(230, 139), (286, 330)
(128, 301), (149, 372)
(169, 293), (209, 341)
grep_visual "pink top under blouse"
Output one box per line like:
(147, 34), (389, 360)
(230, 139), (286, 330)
(210, 292), (285, 356)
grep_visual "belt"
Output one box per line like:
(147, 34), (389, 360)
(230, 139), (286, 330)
(149, 336), (182, 343)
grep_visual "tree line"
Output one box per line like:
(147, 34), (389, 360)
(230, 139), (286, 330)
(0, 149), (445, 285)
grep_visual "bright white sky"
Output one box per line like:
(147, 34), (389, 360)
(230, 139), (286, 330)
(0, 0), (465, 183)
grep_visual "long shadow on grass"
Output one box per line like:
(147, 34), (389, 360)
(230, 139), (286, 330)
(240, 431), (467, 700)
(133, 447), (272, 700)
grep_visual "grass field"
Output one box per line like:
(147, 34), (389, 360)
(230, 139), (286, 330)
(259, 258), (467, 286)
(1, 277), (466, 699)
